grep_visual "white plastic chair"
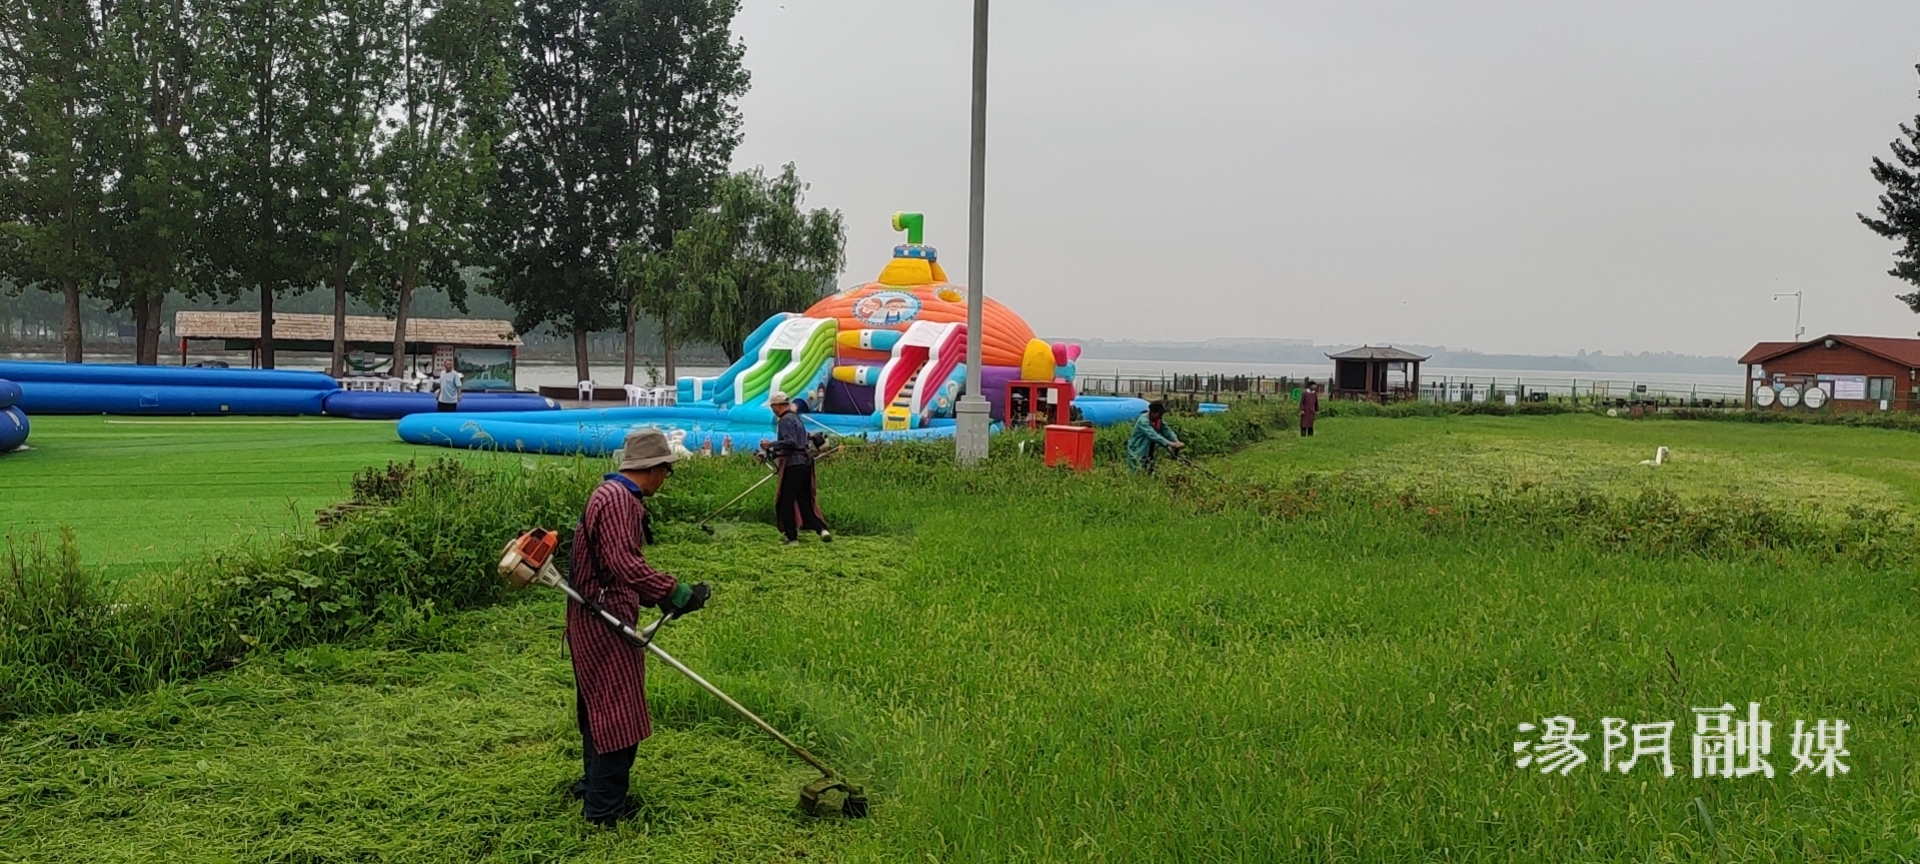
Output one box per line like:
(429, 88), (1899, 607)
(623, 384), (643, 407)
(578, 380), (595, 402)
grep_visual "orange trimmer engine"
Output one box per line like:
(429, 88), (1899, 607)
(499, 528), (564, 589)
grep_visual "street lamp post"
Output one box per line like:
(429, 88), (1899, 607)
(1772, 292), (1805, 342)
(954, 0), (992, 465)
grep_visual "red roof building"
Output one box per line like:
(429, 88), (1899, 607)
(1737, 335), (1920, 411)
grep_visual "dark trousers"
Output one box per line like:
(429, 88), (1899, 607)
(1300, 424), (1314, 436)
(436, 400), (458, 412)
(575, 692), (637, 824)
(775, 462), (828, 540)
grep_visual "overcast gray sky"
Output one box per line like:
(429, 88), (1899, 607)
(728, 1), (1920, 356)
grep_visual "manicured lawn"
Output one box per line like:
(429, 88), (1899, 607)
(5, 412), (1920, 861)
(1, 416), (472, 580)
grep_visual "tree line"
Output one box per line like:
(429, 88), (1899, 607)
(0, 0), (844, 382)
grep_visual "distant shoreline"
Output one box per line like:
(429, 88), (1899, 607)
(1066, 339), (1740, 376)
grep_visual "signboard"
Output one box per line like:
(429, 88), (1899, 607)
(1833, 375), (1867, 400)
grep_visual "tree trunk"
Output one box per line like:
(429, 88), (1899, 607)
(61, 279), (83, 363)
(662, 308), (676, 382)
(141, 292), (164, 365)
(260, 286), (275, 369)
(572, 326), (591, 390)
(622, 300), (635, 385)
(332, 280), (348, 377)
(131, 294), (152, 364)
(331, 209), (351, 377)
(391, 266), (415, 379)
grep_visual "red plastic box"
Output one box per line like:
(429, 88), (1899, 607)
(1043, 424), (1095, 471)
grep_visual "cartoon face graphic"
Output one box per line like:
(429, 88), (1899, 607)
(853, 291), (922, 327)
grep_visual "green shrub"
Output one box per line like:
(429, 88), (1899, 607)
(1090, 402), (1294, 464)
(0, 458), (606, 720)
(1660, 407), (1920, 432)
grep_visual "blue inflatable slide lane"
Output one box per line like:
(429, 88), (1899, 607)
(322, 391), (561, 420)
(0, 377), (27, 453)
(0, 361), (338, 416)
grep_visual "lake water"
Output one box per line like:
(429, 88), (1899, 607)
(6, 350), (1753, 400)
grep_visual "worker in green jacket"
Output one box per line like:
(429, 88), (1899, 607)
(1127, 401), (1184, 473)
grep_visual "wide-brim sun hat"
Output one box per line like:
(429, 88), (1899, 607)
(616, 428), (680, 471)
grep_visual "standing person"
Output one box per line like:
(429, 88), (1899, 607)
(1127, 400), (1184, 473)
(1299, 381), (1320, 437)
(435, 359), (463, 412)
(566, 429), (710, 827)
(760, 391), (832, 546)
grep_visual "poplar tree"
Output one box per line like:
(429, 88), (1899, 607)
(0, 0), (110, 363)
(484, 0), (746, 383)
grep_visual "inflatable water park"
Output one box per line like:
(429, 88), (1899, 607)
(397, 213), (1145, 456)
(0, 212), (1143, 457)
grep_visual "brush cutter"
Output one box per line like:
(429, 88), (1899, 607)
(499, 528), (868, 818)
(697, 442), (847, 534)
(698, 454), (780, 534)
(1167, 448), (1225, 482)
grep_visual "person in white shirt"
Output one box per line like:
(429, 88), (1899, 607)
(436, 360), (463, 412)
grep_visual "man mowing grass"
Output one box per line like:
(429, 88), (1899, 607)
(566, 429), (710, 827)
(1127, 400), (1185, 473)
(760, 391), (832, 546)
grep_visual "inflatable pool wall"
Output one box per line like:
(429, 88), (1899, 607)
(0, 377), (26, 452)
(322, 391), (561, 420)
(0, 361), (338, 416)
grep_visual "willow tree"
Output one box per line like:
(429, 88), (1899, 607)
(668, 164), (844, 361)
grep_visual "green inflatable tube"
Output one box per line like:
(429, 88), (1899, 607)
(892, 211), (925, 245)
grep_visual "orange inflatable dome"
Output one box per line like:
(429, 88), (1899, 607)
(804, 214), (1036, 369)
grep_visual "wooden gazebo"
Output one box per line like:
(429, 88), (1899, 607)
(1326, 345), (1427, 402)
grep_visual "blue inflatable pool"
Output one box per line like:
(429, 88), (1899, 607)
(0, 362), (337, 389)
(398, 406), (956, 457)
(1074, 396), (1149, 426)
(0, 361), (338, 416)
(0, 406), (28, 452)
(322, 391), (562, 420)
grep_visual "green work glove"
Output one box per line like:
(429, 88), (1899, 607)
(659, 581), (710, 617)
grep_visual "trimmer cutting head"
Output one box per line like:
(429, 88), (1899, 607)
(799, 776), (869, 818)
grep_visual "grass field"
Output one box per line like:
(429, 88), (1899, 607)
(6, 412), (1920, 862)
(1, 417), (457, 580)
